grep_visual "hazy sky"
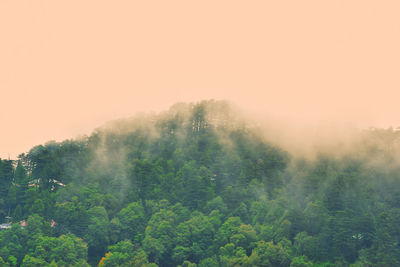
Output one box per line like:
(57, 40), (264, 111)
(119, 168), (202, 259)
(1, 1), (400, 158)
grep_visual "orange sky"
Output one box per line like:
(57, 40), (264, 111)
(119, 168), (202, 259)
(1, 1), (400, 158)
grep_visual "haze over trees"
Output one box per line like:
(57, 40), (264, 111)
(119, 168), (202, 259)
(1, 100), (400, 266)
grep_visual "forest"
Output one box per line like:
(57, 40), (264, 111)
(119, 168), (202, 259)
(1, 100), (400, 266)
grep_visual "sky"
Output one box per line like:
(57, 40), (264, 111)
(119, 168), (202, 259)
(1, 1), (400, 158)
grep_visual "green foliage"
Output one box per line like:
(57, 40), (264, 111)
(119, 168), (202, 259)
(219, 243), (250, 266)
(290, 256), (313, 267)
(85, 206), (110, 257)
(198, 257), (219, 267)
(117, 201), (146, 240)
(173, 213), (216, 264)
(0, 256), (10, 267)
(248, 241), (290, 267)
(21, 255), (46, 267)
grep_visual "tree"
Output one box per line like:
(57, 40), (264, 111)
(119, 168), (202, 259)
(173, 213), (216, 264)
(98, 240), (135, 267)
(85, 206), (110, 260)
(21, 255), (46, 267)
(290, 256), (313, 267)
(26, 234), (89, 266)
(117, 202), (146, 241)
(248, 241), (290, 267)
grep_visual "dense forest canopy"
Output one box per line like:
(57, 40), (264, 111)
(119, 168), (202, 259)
(1, 100), (400, 266)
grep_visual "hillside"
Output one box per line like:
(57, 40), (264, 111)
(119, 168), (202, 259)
(1, 100), (400, 266)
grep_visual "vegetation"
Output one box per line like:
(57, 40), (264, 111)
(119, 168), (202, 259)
(1, 100), (400, 266)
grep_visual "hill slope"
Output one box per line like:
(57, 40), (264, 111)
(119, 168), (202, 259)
(1, 100), (400, 266)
